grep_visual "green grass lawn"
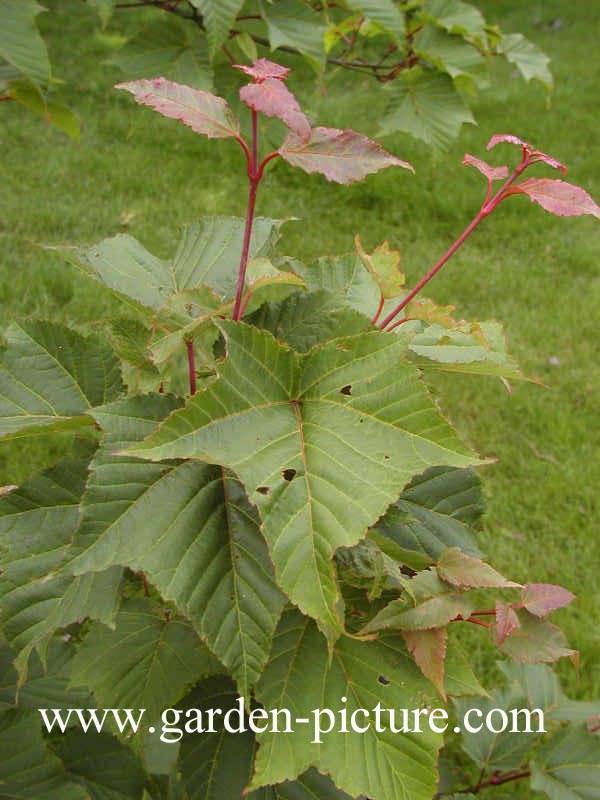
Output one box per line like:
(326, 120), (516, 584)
(1, 0), (598, 707)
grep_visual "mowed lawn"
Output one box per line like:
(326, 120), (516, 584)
(1, 0), (598, 700)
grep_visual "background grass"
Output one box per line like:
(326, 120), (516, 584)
(1, 0), (598, 711)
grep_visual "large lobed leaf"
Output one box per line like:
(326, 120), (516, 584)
(250, 609), (441, 800)
(123, 322), (478, 644)
(65, 394), (286, 699)
(70, 598), (222, 722)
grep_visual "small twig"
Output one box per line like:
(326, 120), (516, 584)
(141, 572), (150, 597)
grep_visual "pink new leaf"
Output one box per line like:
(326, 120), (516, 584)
(522, 583), (576, 618)
(487, 133), (530, 151)
(505, 178), (600, 219)
(279, 127), (414, 185)
(403, 628), (448, 700)
(240, 78), (311, 142)
(234, 58), (290, 82)
(116, 78), (240, 140)
(463, 153), (509, 181)
(486, 134), (567, 174)
(495, 599), (520, 646)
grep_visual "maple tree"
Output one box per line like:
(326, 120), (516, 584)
(1, 57), (600, 800)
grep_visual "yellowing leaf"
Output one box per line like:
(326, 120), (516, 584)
(355, 235), (405, 299)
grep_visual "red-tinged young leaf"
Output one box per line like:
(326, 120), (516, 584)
(522, 583), (576, 618)
(530, 152), (567, 174)
(486, 135), (567, 173)
(240, 78), (311, 142)
(403, 628), (448, 700)
(487, 133), (530, 151)
(355, 235), (405, 299)
(495, 599), (520, 646)
(437, 547), (520, 589)
(499, 610), (576, 664)
(279, 126), (414, 185)
(362, 593), (473, 634)
(463, 153), (509, 181)
(116, 77), (240, 139)
(504, 178), (600, 219)
(234, 58), (290, 82)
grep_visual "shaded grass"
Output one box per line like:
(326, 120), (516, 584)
(0, 0), (598, 707)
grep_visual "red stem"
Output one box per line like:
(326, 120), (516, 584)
(386, 316), (409, 332)
(380, 158), (530, 330)
(186, 338), (197, 395)
(471, 609), (497, 617)
(232, 110), (262, 321)
(371, 295), (384, 325)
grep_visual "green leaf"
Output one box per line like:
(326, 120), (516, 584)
(240, 257), (306, 316)
(455, 686), (539, 772)
(0, 711), (87, 799)
(0, 0), (50, 86)
(8, 79), (80, 139)
(179, 676), (355, 799)
(0, 451), (122, 679)
(177, 676), (260, 800)
(66, 394), (286, 698)
(52, 729), (147, 800)
(497, 661), (565, 713)
(499, 32), (553, 92)
(0, 638), (93, 711)
(294, 252), (381, 317)
(408, 320), (525, 380)
(547, 701), (600, 725)
(499, 611), (576, 664)
(379, 68), (475, 154)
(260, 0), (327, 72)
(437, 547), (519, 589)
(372, 466), (483, 561)
(124, 322), (479, 643)
(254, 288), (371, 352)
(86, 0), (115, 28)
(71, 217), (285, 311)
(251, 610), (441, 800)
(362, 592), (473, 633)
(111, 20), (213, 91)
(348, 0), (405, 42)
(423, 0), (486, 42)
(414, 24), (486, 86)
(190, 0), (245, 59)
(531, 725), (600, 799)
(0, 320), (123, 441)
(70, 598), (222, 721)
(444, 639), (487, 697)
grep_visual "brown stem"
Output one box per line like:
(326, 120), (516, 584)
(141, 572), (150, 597)
(186, 338), (197, 395)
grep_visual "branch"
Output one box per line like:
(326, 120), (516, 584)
(437, 769), (531, 797)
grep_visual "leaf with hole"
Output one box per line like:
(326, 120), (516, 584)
(124, 322), (478, 644)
